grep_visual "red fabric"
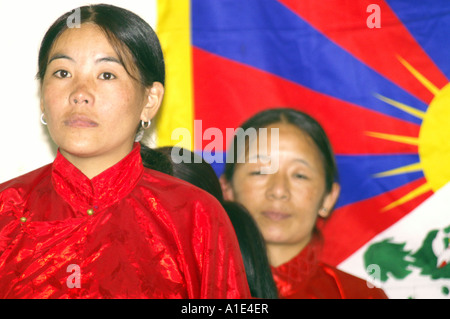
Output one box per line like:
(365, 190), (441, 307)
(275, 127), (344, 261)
(271, 238), (388, 299)
(193, 47), (419, 155)
(0, 143), (250, 299)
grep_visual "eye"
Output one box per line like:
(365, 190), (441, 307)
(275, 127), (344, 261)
(249, 170), (267, 177)
(99, 72), (116, 80)
(293, 173), (308, 180)
(53, 70), (71, 78)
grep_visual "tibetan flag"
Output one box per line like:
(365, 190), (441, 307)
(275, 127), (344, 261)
(155, 0), (450, 298)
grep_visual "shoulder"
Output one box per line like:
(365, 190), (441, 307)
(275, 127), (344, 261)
(318, 262), (388, 299)
(0, 164), (52, 194)
(0, 164), (52, 215)
(139, 167), (225, 215)
(141, 167), (216, 197)
(137, 167), (237, 245)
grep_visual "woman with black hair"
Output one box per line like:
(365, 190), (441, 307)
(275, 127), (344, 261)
(220, 108), (387, 299)
(144, 146), (278, 299)
(0, 4), (250, 299)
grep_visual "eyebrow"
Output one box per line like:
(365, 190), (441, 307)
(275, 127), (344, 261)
(293, 158), (311, 167)
(248, 154), (271, 162)
(95, 56), (123, 65)
(47, 54), (123, 66)
(48, 54), (74, 64)
(248, 154), (311, 166)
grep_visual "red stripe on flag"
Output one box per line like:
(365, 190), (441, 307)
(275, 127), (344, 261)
(278, 0), (449, 104)
(193, 47), (419, 154)
(319, 177), (433, 266)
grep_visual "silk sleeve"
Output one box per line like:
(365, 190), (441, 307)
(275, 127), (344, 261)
(188, 195), (251, 299)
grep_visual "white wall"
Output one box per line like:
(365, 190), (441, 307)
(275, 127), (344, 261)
(0, 0), (157, 183)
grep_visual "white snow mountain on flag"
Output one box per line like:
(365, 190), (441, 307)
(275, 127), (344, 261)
(338, 181), (450, 299)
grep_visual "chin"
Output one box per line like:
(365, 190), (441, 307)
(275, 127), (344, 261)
(262, 228), (288, 244)
(57, 139), (101, 158)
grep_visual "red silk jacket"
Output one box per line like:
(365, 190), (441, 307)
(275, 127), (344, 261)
(271, 237), (388, 299)
(0, 144), (250, 299)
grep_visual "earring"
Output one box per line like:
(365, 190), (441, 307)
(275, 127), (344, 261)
(134, 129), (144, 142)
(40, 113), (47, 125)
(141, 120), (151, 129)
(321, 207), (328, 213)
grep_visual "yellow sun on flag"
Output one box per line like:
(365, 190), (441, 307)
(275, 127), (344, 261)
(419, 82), (450, 191)
(365, 56), (450, 211)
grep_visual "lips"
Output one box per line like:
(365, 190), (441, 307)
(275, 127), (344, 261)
(261, 210), (291, 221)
(64, 114), (98, 128)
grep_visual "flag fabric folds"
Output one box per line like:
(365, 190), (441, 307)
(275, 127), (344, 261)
(156, 0), (450, 298)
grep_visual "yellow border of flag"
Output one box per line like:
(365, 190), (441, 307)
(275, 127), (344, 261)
(155, 0), (193, 149)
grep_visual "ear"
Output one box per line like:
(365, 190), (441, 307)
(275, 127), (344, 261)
(39, 88), (44, 113)
(319, 182), (341, 218)
(140, 82), (164, 122)
(219, 175), (235, 201)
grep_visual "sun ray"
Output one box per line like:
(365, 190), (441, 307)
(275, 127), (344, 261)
(397, 55), (440, 96)
(373, 162), (422, 178)
(365, 132), (418, 146)
(374, 93), (425, 119)
(382, 182), (432, 212)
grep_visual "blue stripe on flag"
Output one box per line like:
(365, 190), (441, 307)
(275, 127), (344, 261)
(192, 0), (427, 125)
(386, 0), (450, 79)
(335, 153), (424, 208)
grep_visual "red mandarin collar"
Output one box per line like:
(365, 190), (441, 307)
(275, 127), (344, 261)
(51, 143), (144, 215)
(271, 235), (323, 296)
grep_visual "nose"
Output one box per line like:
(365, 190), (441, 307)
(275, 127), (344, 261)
(265, 173), (290, 201)
(69, 83), (94, 106)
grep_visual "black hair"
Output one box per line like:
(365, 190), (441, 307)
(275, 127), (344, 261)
(155, 147), (225, 203)
(36, 4), (165, 87)
(221, 201), (279, 299)
(142, 146), (278, 299)
(223, 107), (338, 193)
(140, 144), (173, 176)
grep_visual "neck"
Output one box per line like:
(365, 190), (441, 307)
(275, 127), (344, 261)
(266, 236), (312, 267)
(60, 143), (135, 179)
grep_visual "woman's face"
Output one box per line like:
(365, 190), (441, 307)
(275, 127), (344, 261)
(40, 23), (161, 163)
(228, 122), (339, 254)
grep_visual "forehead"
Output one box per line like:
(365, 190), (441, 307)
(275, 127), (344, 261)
(260, 122), (321, 156)
(238, 122), (324, 169)
(47, 23), (140, 81)
(50, 23), (116, 55)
